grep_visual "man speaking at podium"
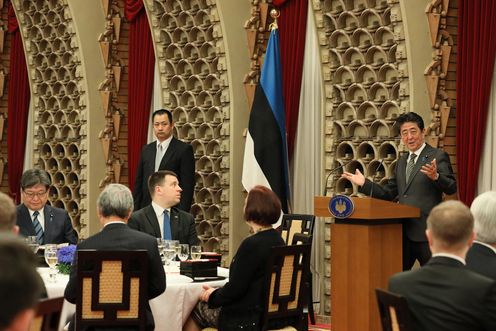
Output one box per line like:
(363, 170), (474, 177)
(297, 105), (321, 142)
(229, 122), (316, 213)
(342, 112), (457, 270)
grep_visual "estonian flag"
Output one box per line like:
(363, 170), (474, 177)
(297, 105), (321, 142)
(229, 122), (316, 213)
(242, 25), (290, 214)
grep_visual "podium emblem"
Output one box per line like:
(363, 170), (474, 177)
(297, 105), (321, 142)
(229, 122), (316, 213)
(329, 195), (354, 219)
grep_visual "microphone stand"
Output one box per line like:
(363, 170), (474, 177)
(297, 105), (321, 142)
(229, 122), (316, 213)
(323, 160), (352, 196)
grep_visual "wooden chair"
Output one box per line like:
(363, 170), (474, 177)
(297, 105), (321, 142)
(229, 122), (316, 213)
(261, 244), (312, 331)
(29, 297), (64, 331)
(290, 232), (317, 325)
(75, 250), (148, 331)
(375, 288), (412, 331)
(280, 214), (315, 245)
(201, 245), (310, 331)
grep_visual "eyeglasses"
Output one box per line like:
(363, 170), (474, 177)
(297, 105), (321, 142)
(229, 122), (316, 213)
(23, 191), (48, 199)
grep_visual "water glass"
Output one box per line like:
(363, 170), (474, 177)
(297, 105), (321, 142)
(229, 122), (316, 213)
(26, 236), (40, 254)
(156, 238), (166, 265)
(44, 244), (58, 282)
(190, 245), (202, 260)
(162, 240), (176, 266)
(178, 244), (189, 261)
(171, 240), (180, 259)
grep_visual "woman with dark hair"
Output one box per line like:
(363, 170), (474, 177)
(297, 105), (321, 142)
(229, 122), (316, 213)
(183, 185), (285, 331)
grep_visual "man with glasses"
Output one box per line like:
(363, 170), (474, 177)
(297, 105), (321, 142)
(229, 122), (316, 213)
(16, 169), (77, 244)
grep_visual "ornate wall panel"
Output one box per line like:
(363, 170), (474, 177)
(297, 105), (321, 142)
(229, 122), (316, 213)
(424, 0), (457, 170)
(0, 2), (10, 189)
(313, 0), (409, 316)
(12, 0), (88, 236)
(144, 0), (231, 265)
(97, 0), (126, 189)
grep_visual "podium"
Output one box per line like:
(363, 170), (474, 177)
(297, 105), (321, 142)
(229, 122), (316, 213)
(314, 196), (420, 331)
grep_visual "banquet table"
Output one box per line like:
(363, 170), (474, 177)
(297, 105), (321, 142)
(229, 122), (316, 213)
(38, 266), (229, 331)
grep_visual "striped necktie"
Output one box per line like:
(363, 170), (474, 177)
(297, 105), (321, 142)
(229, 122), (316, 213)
(32, 211), (44, 244)
(406, 153), (417, 182)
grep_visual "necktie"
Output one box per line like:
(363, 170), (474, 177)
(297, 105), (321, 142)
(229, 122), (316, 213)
(32, 211), (44, 244)
(406, 153), (417, 182)
(163, 210), (172, 240)
(155, 144), (164, 171)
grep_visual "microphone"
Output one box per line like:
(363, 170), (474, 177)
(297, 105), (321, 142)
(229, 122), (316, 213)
(323, 160), (351, 196)
(369, 159), (384, 198)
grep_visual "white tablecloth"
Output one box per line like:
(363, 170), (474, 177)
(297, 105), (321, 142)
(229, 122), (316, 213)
(38, 266), (228, 331)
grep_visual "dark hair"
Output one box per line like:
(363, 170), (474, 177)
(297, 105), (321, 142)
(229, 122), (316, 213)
(0, 234), (42, 329)
(396, 112), (424, 130)
(244, 185), (282, 226)
(21, 169), (51, 190)
(0, 192), (16, 231)
(152, 109), (173, 124)
(148, 170), (178, 197)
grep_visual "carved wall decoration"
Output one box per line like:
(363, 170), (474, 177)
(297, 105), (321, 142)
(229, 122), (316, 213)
(97, 0), (125, 188)
(313, 0), (409, 315)
(12, 0), (88, 237)
(424, 0), (456, 156)
(0, 3), (8, 189)
(144, 0), (231, 265)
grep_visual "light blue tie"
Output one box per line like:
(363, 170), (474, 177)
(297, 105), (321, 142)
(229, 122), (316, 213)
(32, 211), (44, 244)
(163, 210), (172, 240)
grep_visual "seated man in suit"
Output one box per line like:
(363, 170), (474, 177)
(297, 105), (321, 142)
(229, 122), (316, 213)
(0, 234), (43, 331)
(466, 191), (496, 280)
(16, 169), (77, 245)
(389, 200), (496, 331)
(129, 170), (200, 246)
(64, 184), (166, 331)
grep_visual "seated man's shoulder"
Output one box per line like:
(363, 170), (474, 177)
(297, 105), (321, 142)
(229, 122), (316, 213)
(172, 207), (194, 220)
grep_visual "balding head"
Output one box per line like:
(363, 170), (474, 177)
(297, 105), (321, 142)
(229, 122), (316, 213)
(426, 200), (475, 254)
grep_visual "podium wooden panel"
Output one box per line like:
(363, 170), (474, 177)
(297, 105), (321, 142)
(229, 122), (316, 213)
(315, 196), (420, 331)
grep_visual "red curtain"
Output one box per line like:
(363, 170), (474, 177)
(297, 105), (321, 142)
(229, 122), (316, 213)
(125, 0), (155, 190)
(7, 4), (30, 203)
(456, 0), (496, 205)
(274, 0), (308, 161)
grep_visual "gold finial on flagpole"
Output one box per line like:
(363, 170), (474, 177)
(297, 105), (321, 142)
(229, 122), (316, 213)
(269, 9), (280, 30)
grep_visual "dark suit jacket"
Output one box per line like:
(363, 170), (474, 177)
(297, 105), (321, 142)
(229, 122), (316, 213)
(360, 144), (457, 241)
(389, 256), (496, 331)
(64, 223), (166, 331)
(133, 137), (195, 212)
(466, 242), (496, 280)
(16, 204), (77, 244)
(128, 205), (200, 246)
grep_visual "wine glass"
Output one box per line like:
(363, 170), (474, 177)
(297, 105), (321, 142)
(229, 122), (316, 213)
(162, 240), (176, 268)
(44, 244), (58, 282)
(178, 244), (189, 261)
(156, 238), (165, 265)
(26, 236), (40, 254)
(172, 240), (180, 260)
(190, 245), (202, 260)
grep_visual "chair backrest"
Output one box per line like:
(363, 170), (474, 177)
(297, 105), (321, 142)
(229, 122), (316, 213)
(261, 244), (311, 331)
(375, 288), (412, 331)
(29, 297), (64, 331)
(75, 250), (148, 331)
(280, 214), (315, 245)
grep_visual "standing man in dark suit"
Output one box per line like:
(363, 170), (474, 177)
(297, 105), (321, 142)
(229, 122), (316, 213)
(64, 184), (166, 331)
(388, 201), (496, 331)
(133, 108), (195, 212)
(342, 112), (457, 269)
(16, 169), (77, 245)
(466, 191), (496, 280)
(129, 170), (200, 246)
